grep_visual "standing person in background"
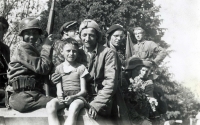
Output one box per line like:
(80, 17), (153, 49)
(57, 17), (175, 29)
(79, 19), (118, 119)
(105, 24), (129, 124)
(59, 21), (81, 46)
(105, 24), (125, 69)
(7, 17), (54, 112)
(133, 27), (167, 66)
(0, 16), (10, 107)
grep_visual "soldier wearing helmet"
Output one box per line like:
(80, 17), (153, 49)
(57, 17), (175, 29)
(7, 17), (55, 112)
(0, 16), (10, 107)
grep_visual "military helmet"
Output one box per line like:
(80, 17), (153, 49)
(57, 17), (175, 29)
(18, 17), (43, 36)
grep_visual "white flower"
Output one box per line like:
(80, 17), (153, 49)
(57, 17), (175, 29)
(148, 97), (158, 112)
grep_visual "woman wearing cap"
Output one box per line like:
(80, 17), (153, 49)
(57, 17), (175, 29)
(105, 24), (126, 68)
(124, 56), (157, 125)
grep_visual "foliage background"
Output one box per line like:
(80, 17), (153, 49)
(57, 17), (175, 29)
(0, 0), (199, 124)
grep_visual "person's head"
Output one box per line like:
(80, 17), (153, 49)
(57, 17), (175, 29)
(79, 19), (101, 50)
(59, 21), (80, 41)
(125, 57), (152, 79)
(133, 27), (145, 42)
(106, 24), (125, 48)
(60, 38), (79, 63)
(18, 17), (43, 46)
(0, 16), (9, 40)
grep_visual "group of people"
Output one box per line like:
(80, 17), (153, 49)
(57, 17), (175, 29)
(0, 16), (167, 125)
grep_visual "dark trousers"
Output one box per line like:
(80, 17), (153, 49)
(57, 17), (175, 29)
(9, 91), (53, 112)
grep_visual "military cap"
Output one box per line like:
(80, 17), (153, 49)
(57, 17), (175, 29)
(59, 21), (78, 35)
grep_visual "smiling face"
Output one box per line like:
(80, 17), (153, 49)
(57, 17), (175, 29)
(80, 28), (97, 51)
(61, 43), (78, 63)
(22, 29), (40, 46)
(109, 30), (125, 47)
(134, 29), (144, 42)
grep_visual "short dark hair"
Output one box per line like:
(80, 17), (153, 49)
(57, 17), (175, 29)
(0, 16), (9, 30)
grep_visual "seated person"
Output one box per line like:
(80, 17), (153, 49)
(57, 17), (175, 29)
(7, 17), (54, 112)
(46, 38), (88, 125)
(124, 57), (158, 124)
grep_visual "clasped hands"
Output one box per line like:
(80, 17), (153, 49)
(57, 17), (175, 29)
(57, 91), (74, 105)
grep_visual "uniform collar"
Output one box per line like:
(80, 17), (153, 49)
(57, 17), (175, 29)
(137, 40), (146, 45)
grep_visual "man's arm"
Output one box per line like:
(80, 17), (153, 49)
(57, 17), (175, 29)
(150, 41), (167, 65)
(15, 43), (53, 75)
(90, 49), (118, 112)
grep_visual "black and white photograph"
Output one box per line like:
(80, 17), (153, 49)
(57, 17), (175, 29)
(0, 0), (199, 125)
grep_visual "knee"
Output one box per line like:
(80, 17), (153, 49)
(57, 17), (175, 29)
(68, 99), (84, 114)
(46, 99), (58, 113)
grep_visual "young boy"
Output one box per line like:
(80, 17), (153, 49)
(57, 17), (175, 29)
(0, 16), (10, 107)
(7, 17), (54, 112)
(53, 21), (81, 67)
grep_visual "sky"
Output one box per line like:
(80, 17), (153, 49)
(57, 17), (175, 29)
(155, 0), (200, 97)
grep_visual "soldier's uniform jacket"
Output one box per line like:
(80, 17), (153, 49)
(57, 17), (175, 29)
(0, 42), (10, 88)
(133, 40), (167, 65)
(84, 44), (118, 116)
(7, 41), (53, 91)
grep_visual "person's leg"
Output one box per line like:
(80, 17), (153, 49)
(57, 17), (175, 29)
(46, 98), (66, 125)
(9, 92), (34, 112)
(64, 99), (84, 125)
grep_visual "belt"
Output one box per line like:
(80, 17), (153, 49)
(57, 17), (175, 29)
(9, 76), (38, 92)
